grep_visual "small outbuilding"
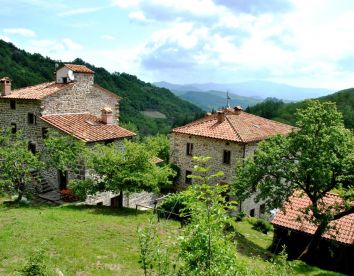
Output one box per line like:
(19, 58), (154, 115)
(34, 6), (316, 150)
(271, 191), (354, 274)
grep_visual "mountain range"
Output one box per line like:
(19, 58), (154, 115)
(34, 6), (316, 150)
(154, 81), (333, 111)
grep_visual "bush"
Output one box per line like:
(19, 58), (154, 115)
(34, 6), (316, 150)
(235, 211), (246, 221)
(158, 192), (190, 220)
(252, 218), (273, 234)
(19, 249), (47, 276)
(246, 216), (258, 225)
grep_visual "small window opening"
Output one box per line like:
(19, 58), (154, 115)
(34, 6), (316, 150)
(186, 143), (193, 156)
(223, 150), (231, 164)
(28, 113), (36, 125)
(10, 100), (16, 110)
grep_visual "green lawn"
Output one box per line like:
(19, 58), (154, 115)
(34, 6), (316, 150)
(0, 199), (179, 275)
(0, 198), (344, 275)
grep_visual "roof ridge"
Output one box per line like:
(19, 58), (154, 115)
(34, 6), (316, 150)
(225, 114), (244, 142)
(11, 81), (55, 92)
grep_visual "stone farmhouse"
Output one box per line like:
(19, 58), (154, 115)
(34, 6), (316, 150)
(170, 106), (294, 218)
(0, 64), (135, 195)
(271, 191), (354, 274)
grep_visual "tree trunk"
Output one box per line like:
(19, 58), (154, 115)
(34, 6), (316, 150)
(297, 222), (327, 260)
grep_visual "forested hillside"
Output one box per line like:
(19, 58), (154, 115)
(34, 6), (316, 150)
(246, 90), (354, 129)
(0, 40), (204, 135)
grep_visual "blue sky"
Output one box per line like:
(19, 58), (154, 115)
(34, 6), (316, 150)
(1, 0), (354, 90)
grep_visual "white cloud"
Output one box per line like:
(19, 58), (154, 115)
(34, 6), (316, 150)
(28, 38), (83, 61)
(3, 28), (36, 38)
(58, 7), (103, 16)
(128, 11), (149, 23)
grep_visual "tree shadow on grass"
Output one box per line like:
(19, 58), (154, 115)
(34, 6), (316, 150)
(62, 204), (149, 217)
(1, 199), (149, 217)
(291, 260), (343, 276)
(233, 230), (273, 261)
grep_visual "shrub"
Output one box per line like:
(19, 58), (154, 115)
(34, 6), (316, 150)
(235, 211), (246, 221)
(252, 218), (273, 234)
(246, 216), (258, 225)
(158, 192), (190, 220)
(19, 249), (47, 276)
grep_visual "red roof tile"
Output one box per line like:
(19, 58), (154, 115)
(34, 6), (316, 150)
(0, 82), (72, 100)
(272, 191), (354, 245)
(40, 113), (135, 142)
(172, 108), (294, 143)
(64, 64), (95, 74)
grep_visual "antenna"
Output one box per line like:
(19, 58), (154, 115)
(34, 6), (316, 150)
(226, 91), (231, 108)
(68, 70), (75, 81)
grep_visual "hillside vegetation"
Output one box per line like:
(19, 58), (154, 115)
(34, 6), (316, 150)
(246, 90), (354, 129)
(0, 40), (204, 136)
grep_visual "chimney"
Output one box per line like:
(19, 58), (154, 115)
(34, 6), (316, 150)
(0, 77), (12, 96)
(101, 107), (114, 125)
(234, 105), (243, 115)
(217, 111), (225, 123)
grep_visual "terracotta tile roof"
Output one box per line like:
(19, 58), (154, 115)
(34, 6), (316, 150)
(40, 113), (135, 142)
(0, 82), (72, 100)
(64, 64), (95, 74)
(272, 191), (354, 245)
(172, 108), (294, 143)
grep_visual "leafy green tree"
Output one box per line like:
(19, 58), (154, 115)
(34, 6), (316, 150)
(70, 140), (176, 207)
(234, 100), (354, 258)
(143, 134), (170, 163)
(177, 156), (241, 276)
(42, 130), (87, 177)
(0, 129), (43, 201)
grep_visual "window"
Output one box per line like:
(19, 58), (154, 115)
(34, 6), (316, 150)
(185, 170), (192, 184)
(260, 204), (266, 215)
(28, 141), (36, 154)
(11, 123), (16, 134)
(28, 113), (36, 125)
(10, 100), (16, 110)
(250, 209), (255, 217)
(42, 127), (48, 139)
(62, 77), (68, 83)
(223, 150), (231, 164)
(186, 143), (193, 156)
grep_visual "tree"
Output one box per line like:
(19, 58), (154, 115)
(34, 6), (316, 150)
(42, 130), (87, 177)
(143, 134), (170, 163)
(233, 100), (354, 258)
(0, 129), (43, 201)
(70, 140), (176, 207)
(179, 156), (240, 276)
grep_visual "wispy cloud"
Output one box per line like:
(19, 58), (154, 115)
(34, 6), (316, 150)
(3, 28), (36, 37)
(58, 7), (103, 17)
(101, 35), (116, 41)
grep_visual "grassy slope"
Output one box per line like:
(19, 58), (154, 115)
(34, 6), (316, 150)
(0, 200), (342, 275)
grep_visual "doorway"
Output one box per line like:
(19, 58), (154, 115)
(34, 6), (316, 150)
(58, 170), (68, 190)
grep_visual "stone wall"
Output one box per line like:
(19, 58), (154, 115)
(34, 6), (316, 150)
(42, 81), (120, 124)
(170, 133), (264, 218)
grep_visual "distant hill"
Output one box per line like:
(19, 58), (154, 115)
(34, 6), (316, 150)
(0, 40), (204, 136)
(154, 82), (262, 111)
(155, 81), (332, 101)
(246, 90), (354, 129)
(178, 90), (261, 111)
